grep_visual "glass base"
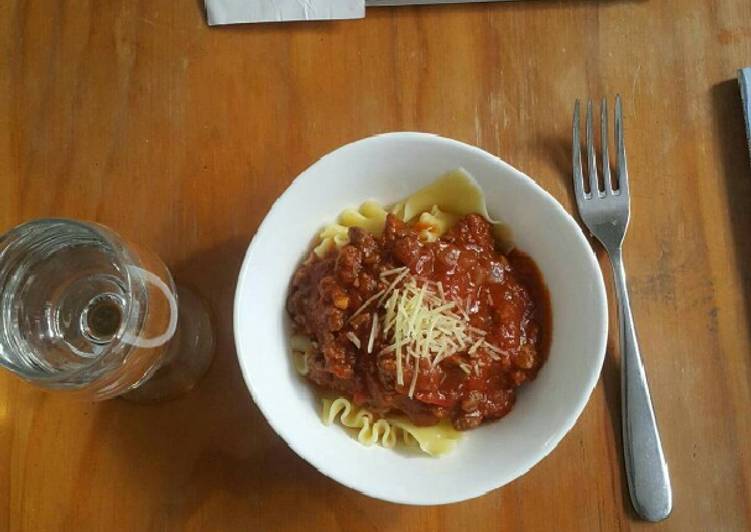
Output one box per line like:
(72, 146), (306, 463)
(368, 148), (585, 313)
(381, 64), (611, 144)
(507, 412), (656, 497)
(122, 286), (214, 403)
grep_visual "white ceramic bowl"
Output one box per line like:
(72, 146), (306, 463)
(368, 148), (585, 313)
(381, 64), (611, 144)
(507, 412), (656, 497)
(234, 132), (607, 505)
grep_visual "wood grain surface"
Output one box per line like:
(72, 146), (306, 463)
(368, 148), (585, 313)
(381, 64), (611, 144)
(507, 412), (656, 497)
(2, 0), (751, 530)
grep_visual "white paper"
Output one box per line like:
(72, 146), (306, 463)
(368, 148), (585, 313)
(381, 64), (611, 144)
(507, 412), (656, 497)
(206, 0), (365, 25)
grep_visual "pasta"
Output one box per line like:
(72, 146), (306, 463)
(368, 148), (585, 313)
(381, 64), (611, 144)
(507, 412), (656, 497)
(415, 205), (459, 242)
(300, 171), (492, 455)
(322, 397), (461, 456)
(397, 168), (511, 249)
(312, 168), (507, 258)
(288, 168), (550, 456)
(397, 168), (497, 223)
(290, 334), (314, 376)
(313, 200), (389, 258)
(290, 330), (460, 455)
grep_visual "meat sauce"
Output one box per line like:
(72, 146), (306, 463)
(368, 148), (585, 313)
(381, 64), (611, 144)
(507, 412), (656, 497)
(287, 213), (551, 431)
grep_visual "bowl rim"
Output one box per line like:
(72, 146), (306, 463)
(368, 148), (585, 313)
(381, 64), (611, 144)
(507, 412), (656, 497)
(233, 131), (608, 505)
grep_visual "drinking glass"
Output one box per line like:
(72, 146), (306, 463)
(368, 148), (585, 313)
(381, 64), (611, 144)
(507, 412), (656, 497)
(0, 219), (214, 401)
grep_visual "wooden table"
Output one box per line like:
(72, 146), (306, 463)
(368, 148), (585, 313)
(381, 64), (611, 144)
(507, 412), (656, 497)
(2, 0), (750, 530)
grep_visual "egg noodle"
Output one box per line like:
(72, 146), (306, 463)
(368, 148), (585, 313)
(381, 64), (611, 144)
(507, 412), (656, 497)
(291, 169), (502, 456)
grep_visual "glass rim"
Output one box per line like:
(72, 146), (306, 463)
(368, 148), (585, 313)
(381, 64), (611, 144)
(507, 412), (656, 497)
(0, 217), (145, 387)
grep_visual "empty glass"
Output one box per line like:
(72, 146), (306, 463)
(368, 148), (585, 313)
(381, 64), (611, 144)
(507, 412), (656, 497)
(0, 219), (214, 401)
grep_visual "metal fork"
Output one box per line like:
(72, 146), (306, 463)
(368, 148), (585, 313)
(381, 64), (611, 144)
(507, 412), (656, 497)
(572, 97), (672, 522)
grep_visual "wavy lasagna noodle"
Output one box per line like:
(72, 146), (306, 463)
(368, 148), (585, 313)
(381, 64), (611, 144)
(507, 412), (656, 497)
(312, 169), (500, 258)
(313, 200), (390, 258)
(288, 169), (551, 456)
(292, 338), (461, 455)
(322, 397), (460, 456)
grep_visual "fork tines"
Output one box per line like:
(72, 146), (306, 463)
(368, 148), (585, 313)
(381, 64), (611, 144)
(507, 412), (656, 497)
(572, 96), (629, 201)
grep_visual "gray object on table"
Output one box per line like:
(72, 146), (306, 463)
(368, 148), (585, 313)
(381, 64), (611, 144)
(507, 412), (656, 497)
(572, 97), (673, 522)
(205, 0), (516, 25)
(366, 0), (513, 5)
(739, 68), (751, 164)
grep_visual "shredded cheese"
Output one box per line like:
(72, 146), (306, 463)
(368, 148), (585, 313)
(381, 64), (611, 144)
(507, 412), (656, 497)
(379, 266), (408, 278)
(377, 273), (493, 397)
(349, 289), (386, 321)
(367, 313), (378, 354)
(467, 338), (484, 356)
(378, 268), (410, 304)
(346, 268), (495, 396)
(346, 332), (361, 349)
(455, 299), (470, 321)
(468, 326), (487, 336)
(408, 358), (420, 398)
(483, 341), (506, 360)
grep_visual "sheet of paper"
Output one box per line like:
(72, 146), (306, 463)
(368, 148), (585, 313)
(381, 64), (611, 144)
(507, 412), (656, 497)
(366, 0), (510, 5)
(206, 0), (365, 25)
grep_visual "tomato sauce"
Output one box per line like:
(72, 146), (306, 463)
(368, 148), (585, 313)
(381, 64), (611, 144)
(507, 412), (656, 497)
(287, 213), (551, 430)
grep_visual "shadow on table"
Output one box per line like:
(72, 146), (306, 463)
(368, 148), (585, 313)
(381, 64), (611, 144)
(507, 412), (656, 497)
(91, 236), (387, 529)
(711, 79), (751, 380)
(544, 132), (638, 519)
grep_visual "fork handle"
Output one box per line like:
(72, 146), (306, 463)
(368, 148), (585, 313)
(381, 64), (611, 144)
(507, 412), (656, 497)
(610, 248), (672, 522)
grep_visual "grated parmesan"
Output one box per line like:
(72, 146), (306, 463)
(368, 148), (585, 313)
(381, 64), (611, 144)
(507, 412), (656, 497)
(347, 267), (496, 397)
(377, 273), (491, 397)
(367, 312), (378, 354)
(346, 332), (361, 349)
(379, 266), (408, 278)
(349, 289), (386, 321)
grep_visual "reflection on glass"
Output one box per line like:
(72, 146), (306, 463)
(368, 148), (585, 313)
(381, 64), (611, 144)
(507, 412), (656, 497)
(0, 219), (214, 401)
